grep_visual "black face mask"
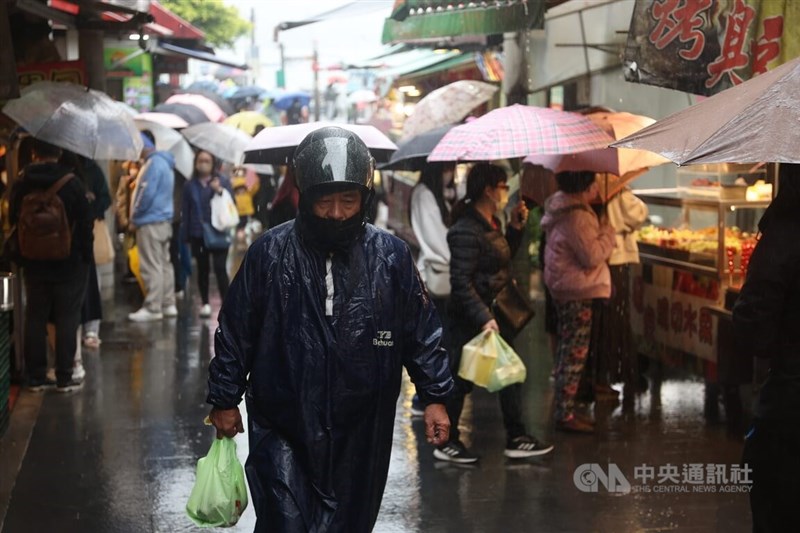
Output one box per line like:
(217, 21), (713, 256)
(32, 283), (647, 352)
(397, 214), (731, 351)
(298, 210), (365, 253)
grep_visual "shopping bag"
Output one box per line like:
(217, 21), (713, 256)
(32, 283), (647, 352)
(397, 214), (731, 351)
(486, 333), (527, 393)
(93, 219), (115, 265)
(127, 245), (145, 295)
(211, 189), (240, 231)
(458, 330), (527, 392)
(458, 330), (497, 388)
(186, 437), (249, 528)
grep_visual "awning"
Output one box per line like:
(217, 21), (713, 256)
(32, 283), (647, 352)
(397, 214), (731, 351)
(377, 50), (461, 78)
(152, 41), (249, 70)
(401, 52), (475, 79)
(382, 0), (544, 45)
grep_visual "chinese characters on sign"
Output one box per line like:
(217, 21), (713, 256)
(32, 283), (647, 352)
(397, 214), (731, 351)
(624, 0), (799, 95)
(575, 463), (753, 494)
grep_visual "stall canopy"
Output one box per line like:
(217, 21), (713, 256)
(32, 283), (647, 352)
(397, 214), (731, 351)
(382, 0), (545, 45)
(623, 0), (800, 96)
(151, 40), (249, 70)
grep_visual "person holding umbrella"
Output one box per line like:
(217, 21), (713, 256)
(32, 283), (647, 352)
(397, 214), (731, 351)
(181, 150), (233, 318)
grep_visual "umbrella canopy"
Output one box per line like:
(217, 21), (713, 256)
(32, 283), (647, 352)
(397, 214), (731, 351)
(153, 103), (209, 125)
(182, 89), (236, 116)
(347, 89), (378, 104)
(403, 80), (498, 139)
(134, 112), (190, 129)
(187, 80), (221, 94)
(224, 111), (274, 136)
(166, 93), (227, 122)
(226, 85), (266, 101)
(3, 81), (143, 160)
(244, 122), (397, 165)
(428, 104), (615, 162)
(182, 122), (252, 164)
(115, 101), (139, 116)
(613, 56), (800, 165)
(525, 111), (669, 199)
(380, 124), (453, 171)
(135, 119), (194, 177)
(271, 91), (312, 111)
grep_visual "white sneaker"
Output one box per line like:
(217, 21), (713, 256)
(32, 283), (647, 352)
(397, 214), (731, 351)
(128, 308), (163, 322)
(72, 362), (86, 381)
(163, 305), (178, 317)
(199, 304), (212, 318)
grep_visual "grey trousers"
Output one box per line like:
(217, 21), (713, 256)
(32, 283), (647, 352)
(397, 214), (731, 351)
(136, 221), (175, 312)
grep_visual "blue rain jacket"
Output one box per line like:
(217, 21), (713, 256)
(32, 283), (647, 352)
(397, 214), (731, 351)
(207, 221), (453, 532)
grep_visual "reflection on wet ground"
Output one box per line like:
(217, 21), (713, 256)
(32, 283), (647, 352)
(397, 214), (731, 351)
(1, 268), (752, 532)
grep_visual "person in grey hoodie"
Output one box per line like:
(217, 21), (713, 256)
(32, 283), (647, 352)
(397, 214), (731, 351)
(542, 171), (615, 433)
(128, 131), (177, 321)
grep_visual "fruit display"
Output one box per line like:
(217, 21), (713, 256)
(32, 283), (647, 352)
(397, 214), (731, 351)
(637, 225), (756, 255)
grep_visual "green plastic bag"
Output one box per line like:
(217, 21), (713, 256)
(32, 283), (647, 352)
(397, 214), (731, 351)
(186, 437), (248, 527)
(459, 330), (527, 392)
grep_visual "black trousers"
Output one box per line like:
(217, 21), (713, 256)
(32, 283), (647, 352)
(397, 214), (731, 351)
(190, 238), (229, 305)
(743, 418), (800, 533)
(24, 268), (89, 385)
(445, 305), (526, 443)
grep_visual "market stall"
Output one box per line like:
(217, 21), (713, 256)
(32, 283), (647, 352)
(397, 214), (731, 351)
(629, 163), (774, 417)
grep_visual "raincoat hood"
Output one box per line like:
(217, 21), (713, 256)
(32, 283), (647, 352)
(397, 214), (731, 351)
(22, 162), (73, 186)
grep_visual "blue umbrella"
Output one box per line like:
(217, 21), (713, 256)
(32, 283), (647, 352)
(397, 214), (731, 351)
(227, 86), (266, 101)
(271, 91), (311, 111)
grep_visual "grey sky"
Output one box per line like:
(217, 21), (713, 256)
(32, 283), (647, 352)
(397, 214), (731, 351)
(216, 1), (395, 90)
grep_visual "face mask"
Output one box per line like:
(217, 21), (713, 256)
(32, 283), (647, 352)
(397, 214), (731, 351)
(196, 162), (213, 175)
(495, 188), (510, 212)
(303, 212), (365, 252)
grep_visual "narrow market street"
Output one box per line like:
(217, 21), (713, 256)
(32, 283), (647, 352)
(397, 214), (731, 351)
(0, 261), (753, 533)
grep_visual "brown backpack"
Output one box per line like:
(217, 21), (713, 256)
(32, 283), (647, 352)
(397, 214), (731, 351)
(17, 173), (75, 261)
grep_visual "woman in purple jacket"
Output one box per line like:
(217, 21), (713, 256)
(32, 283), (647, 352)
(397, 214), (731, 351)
(542, 171), (615, 433)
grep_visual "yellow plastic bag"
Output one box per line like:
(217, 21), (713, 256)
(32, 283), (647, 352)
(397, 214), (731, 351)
(458, 330), (527, 392)
(127, 245), (146, 295)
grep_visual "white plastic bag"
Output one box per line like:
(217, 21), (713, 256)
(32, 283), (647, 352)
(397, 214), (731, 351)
(211, 189), (240, 231)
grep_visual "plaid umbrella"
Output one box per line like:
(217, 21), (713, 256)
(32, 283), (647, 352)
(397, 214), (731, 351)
(427, 104), (614, 162)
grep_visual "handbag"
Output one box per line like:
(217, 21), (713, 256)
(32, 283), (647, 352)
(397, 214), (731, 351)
(424, 261), (451, 297)
(93, 219), (115, 265)
(202, 221), (231, 251)
(492, 279), (536, 339)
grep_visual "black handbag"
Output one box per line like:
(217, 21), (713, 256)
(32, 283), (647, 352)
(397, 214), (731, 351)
(492, 279), (536, 339)
(202, 222), (231, 251)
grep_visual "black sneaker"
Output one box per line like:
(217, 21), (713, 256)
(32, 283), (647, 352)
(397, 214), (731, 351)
(433, 440), (479, 464)
(504, 435), (554, 458)
(56, 378), (84, 393)
(27, 377), (56, 392)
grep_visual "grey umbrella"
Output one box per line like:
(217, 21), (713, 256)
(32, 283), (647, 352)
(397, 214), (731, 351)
(153, 103), (209, 125)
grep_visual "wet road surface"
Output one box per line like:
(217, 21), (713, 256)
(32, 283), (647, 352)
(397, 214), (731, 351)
(0, 265), (753, 532)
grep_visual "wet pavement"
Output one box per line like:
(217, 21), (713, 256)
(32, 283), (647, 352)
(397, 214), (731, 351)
(0, 259), (754, 532)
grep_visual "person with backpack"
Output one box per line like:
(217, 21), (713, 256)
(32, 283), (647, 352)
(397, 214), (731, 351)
(127, 132), (177, 322)
(8, 138), (93, 392)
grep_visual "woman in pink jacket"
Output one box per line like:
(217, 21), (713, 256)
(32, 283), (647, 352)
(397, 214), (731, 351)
(541, 171), (615, 433)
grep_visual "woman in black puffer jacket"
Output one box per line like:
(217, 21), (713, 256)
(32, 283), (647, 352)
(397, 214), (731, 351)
(434, 163), (553, 464)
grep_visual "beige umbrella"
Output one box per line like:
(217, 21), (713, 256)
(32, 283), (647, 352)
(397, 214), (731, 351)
(402, 80), (498, 139)
(613, 56), (800, 165)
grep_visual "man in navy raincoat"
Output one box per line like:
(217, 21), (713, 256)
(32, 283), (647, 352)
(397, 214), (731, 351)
(207, 127), (453, 532)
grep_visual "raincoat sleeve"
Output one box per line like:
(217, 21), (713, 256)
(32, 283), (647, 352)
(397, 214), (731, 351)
(733, 229), (797, 359)
(207, 243), (264, 409)
(399, 246), (454, 405)
(448, 226), (493, 329)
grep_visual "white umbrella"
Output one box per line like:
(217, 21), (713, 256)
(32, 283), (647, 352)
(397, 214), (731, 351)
(402, 80), (498, 139)
(2, 81), (143, 160)
(182, 122), (252, 165)
(134, 119), (195, 177)
(134, 112), (189, 129)
(347, 89), (378, 104)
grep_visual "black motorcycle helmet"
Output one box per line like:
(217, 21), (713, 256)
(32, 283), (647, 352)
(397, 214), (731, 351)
(293, 126), (375, 200)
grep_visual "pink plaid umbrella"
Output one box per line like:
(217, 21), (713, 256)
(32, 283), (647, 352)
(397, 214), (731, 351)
(166, 93), (227, 123)
(427, 104), (614, 162)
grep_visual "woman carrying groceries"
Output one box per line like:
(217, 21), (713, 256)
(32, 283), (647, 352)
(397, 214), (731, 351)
(181, 150), (233, 318)
(408, 161), (455, 416)
(438, 163), (553, 464)
(541, 171), (615, 434)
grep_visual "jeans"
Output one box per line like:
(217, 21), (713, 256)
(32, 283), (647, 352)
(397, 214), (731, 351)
(190, 238), (229, 305)
(24, 268), (88, 385)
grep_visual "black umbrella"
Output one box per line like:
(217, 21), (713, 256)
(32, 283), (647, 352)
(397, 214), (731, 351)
(379, 124), (454, 171)
(227, 85), (266, 101)
(186, 80), (221, 94)
(153, 103), (209, 125)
